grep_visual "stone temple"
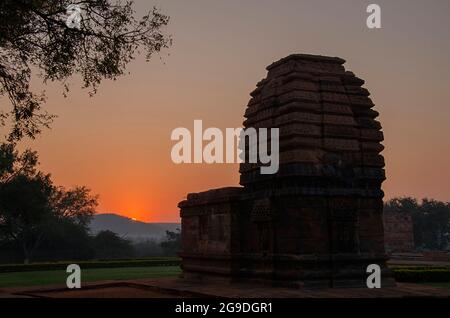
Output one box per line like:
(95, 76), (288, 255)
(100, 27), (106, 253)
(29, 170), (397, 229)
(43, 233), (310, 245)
(179, 54), (394, 288)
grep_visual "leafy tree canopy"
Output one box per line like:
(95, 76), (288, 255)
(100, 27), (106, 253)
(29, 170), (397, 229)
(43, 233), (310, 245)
(0, 0), (171, 141)
(160, 229), (180, 256)
(0, 143), (98, 263)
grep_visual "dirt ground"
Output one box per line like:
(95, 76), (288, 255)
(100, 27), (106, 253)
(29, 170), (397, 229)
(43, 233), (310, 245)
(1, 278), (450, 298)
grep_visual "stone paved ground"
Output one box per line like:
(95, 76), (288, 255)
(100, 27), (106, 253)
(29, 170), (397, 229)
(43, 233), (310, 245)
(1, 278), (450, 298)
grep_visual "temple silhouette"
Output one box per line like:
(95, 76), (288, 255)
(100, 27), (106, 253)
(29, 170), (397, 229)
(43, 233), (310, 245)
(179, 54), (394, 288)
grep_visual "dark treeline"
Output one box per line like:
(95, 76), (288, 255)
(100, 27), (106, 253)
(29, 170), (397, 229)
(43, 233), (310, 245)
(0, 227), (181, 264)
(0, 228), (181, 264)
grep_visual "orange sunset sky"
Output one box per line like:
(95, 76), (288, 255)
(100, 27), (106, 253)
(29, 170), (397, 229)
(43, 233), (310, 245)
(17, 0), (450, 222)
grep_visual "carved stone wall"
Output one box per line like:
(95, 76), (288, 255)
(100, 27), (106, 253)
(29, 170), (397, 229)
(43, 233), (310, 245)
(383, 210), (415, 253)
(179, 54), (394, 288)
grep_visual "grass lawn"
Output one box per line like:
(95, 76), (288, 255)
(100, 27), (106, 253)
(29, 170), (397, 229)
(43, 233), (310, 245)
(0, 266), (181, 288)
(3, 265), (450, 291)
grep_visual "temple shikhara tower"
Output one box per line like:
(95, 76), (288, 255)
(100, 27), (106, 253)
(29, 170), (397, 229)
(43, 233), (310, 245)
(179, 54), (394, 288)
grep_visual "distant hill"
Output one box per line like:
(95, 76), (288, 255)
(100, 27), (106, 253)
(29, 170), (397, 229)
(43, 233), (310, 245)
(89, 213), (180, 242)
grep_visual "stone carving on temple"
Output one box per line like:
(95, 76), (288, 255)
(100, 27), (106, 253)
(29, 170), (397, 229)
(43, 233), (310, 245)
(179, 54), (394, 288)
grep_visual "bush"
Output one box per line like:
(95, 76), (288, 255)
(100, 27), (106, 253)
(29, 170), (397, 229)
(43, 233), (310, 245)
(393, 268), (450, 282)
(91, 230), (134, 259)
(0, 258), (181, 273)
(160, 229), (181, 256)
(133, 239), (163, 257)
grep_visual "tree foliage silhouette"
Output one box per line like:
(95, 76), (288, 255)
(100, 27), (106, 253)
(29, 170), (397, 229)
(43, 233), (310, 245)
(160, 229), (181, 256)
(0, 0), (171, 141)
(0, 144), (98, 263)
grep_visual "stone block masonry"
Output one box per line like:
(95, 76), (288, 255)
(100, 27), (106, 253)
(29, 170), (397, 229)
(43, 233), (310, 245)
(179, 54), (395, 288)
